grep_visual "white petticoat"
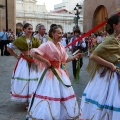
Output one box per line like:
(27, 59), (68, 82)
(27, 68), (79, 120)
(80, 68), (120, 120)
(11, 58), (38, 102)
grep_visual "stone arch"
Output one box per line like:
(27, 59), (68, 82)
(93, 5), (108, 32)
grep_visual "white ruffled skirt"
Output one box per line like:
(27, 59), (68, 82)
(80, 68), (120, 120)
(27, 68), (79, 120)
(11, 58), (38, 102)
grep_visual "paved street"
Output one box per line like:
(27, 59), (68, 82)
(0, 54), (90, 120)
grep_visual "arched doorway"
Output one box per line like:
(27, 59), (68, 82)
(93, 5), (108, 33)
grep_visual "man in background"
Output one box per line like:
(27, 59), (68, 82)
(34, 24), (48, 44)
(0, 28), (8, 56)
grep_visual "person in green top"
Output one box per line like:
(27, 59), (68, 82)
(80, 14), (120, 119)
(7, 23), (40, 109)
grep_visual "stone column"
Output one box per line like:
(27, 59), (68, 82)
(0, 0), (16, 33)
(8, 0), (16, 33)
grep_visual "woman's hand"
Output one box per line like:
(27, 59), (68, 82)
(109, 63), (116, 72)
(45, 60), (51, 68)
(66, 53), (84, 62)
(74, 53), (84, 59)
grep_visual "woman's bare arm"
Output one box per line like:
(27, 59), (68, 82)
(66, 53), (82, 63)
(7, 47), (19, 59)
(33, 53), (51, 67)
(90, 54), (116, 71)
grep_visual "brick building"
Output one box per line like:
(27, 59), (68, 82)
(0, 0), (16, 32)
(83, 0), (120, 33)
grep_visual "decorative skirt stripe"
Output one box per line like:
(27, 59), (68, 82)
(14, 57), (20, 74)
(35, 94), (76, 101)
(10, 92), (32, 98)
(12, 77), (38, 81)
(83, 93), (120, 112)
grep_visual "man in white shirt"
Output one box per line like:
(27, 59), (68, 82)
(69, 28), (86, 79)
(97, 32), (104, 44)
(34, 24), (48, 44)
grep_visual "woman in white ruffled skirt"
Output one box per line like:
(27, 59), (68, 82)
(80, 14), (120, 120)
(27, 25), (82, 120)
(7, 23), (40, 107)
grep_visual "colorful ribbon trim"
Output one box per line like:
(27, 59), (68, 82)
(75, 58), (80, 81)
(10, 92), (31, 98)
(49, 61), (66, 69)
(21, 54), (35, 62)
(13, 54), (35, 75)
(14, 57), (20, 74)
(28, 68), (47, 112)
(28, 66), (72, 112)
(50, 66), (71, 87)
(83, 93), (120, 112)
(35, 94), (75, 101)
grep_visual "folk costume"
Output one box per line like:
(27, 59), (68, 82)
(27, 41), (79, 120)
(7, 36), (40, 102)
(80, 35), (120, 120)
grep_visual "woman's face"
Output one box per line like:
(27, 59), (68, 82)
(114, 21), (120, 35)
(75, 32), (80, 37)
(53, 28), (63, 42)
(24, 25), (33, 36)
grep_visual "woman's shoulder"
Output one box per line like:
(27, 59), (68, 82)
(31, 36), (39, 41)
(102, 35), (116, 43)
(39, 41), (51, 48)
(104, 35), (115, 40)
(13, 36), (25, 43)
(46, 41), (54, 45)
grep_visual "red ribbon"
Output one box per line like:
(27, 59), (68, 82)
(21, 54), (35, 62)
(65, 12), (120, 48)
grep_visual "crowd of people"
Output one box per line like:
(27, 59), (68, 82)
(0, 28), (15, 56)
(1, 13), (120, 119)
(0, 23), (107, 57)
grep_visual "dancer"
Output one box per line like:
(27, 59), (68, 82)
(80, 14), (120, 119)
(27, 25), (81, 119)
(7, 23), (40, 108)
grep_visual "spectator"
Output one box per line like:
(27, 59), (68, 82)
(34, 24), (48, 44)
(0, 28), (8, 56)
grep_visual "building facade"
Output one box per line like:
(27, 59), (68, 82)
(54, 0), (83, 13)
(0, 0), (16, 31)
(83, 0), (120, 33)
(16, 0), (83, 33)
